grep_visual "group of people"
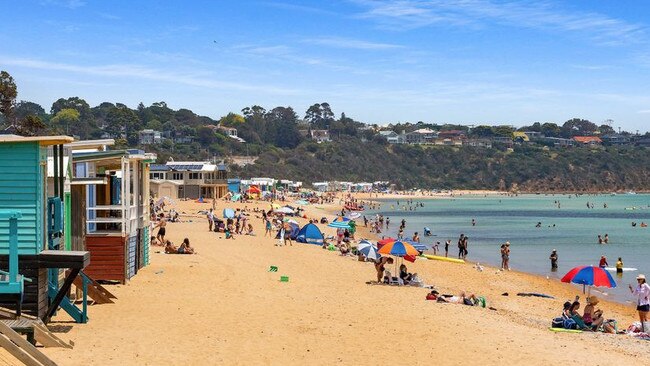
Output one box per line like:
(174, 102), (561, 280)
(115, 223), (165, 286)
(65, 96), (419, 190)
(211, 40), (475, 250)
(597, 234), (610, 244)
(561, 295), (615, 332)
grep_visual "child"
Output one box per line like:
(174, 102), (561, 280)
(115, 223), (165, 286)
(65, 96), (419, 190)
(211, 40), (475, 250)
(432, 241), (440, 255)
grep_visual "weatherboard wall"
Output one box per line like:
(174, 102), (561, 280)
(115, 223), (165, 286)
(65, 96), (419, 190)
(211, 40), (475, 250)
(0, 142), (45, 255)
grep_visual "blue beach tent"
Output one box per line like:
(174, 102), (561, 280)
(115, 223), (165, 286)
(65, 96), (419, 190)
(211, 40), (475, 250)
(296, 223), (324, 245)
(223, 208), (235, 219)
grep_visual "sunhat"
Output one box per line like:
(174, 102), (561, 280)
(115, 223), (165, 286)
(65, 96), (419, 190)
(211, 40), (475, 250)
(637, 274), (646, 280)
(588, 296), (599, 305)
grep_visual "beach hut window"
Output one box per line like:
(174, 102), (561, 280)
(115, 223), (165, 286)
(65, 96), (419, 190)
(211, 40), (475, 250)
(189, 173), (202, 180)
(171, 172), (183, 181)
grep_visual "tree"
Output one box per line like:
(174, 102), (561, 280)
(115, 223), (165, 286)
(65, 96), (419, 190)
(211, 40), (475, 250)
(493, 125), (515, 138)
(196, 126), (216, 145)
(561, 118), (597, 138)
(598, 124), (615, 135)
(541, 122), (560, 137)
(0, 71), (17, 125)
(469, 125), (494, 138)
(104, 105), (140, 144)
(219, 112), (245, 127)
(15, 101), (46, 121)
(17, 115), (45, 136)
(50, 108), (80, 135)
(265, 106), (302, 148)
(305, 103), (322, 124)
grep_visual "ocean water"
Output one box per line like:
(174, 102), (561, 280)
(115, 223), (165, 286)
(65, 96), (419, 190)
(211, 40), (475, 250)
(369, 194), (650, 303)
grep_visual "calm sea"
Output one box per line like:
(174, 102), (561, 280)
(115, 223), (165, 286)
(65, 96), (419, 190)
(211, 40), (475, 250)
(369, 194), (650, 303)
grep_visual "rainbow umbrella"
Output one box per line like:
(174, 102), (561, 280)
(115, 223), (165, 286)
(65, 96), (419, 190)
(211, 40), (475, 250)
(378, 240), (419, 257)
(561, 266), (617, 294)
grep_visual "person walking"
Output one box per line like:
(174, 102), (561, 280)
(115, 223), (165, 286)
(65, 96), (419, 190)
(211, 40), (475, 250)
(457, 234), (465, 259)
(207, 208), (214, 232)
(629, 274), (650, 332)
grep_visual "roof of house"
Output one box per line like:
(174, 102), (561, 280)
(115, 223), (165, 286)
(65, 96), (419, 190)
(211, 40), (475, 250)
(513, 131), (530, 141)
(412, 128), (437, 134)
(379, 131), (397, 136)
(573, 136), (602, 143)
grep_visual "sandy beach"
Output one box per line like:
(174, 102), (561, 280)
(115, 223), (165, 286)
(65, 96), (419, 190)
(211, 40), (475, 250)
(3, 196), (649, 365)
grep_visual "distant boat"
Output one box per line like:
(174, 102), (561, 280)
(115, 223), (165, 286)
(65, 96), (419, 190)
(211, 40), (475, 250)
(627, 191), (637, 195)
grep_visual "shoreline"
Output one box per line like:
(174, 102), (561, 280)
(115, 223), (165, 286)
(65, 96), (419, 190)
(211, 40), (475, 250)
(13, 196), (647, 365)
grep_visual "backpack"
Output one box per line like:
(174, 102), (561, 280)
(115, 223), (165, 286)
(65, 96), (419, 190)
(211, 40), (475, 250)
(551, 317), (564, 328)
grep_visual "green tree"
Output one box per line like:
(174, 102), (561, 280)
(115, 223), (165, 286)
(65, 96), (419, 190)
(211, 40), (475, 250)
(598, 124), (615, 135)
(15, 101), (47, 121)
(105, 105), (140, 144)
(0, 71), (17, 125)
(50, 108), (80, 135)
(561, 118), (597, 137)
(219, 112), (245, 127)
(17, 115), (45, 136)
(196, 126), (216, 145)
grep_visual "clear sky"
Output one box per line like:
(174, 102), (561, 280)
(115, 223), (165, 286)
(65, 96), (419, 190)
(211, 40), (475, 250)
(2, 0), (650, 131)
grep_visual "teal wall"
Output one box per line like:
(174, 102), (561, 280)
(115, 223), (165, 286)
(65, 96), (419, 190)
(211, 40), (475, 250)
(0, 142), (44, 255)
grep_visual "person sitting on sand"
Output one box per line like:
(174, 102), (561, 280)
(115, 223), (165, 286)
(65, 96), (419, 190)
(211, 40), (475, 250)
(164, 240), (178, 254)
(583, 296), (604, 330)
(399, 264), (413, 284)
(246, 223), (255, 236)
(374, 257), (394, 283)
(178, 238), (195, 254)
(225, 224), (235, 240)
(339, 242), (351, 256)
(565, 301), (589, 330)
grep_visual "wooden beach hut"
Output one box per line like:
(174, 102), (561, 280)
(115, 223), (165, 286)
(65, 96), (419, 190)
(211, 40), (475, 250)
(70, 146), (155, 284)
(0, 135), (90, 321)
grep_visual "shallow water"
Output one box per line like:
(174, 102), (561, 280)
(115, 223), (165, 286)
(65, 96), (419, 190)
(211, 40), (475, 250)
(368, 194), (650, 303)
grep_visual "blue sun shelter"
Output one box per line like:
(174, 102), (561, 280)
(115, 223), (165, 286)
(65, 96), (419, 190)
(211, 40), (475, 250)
(296, 223), (324, 245)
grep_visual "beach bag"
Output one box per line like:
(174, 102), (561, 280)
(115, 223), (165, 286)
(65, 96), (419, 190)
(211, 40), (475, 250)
(551, 317), (564, 328)
(563, 318), (577, 330)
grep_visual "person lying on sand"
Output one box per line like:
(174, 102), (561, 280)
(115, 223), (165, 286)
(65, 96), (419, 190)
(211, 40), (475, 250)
(164, 240), (178, 254)
(428, 290), (478, 305)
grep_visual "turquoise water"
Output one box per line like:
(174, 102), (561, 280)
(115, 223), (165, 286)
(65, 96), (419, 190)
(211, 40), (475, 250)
(370, 194), (650, 303)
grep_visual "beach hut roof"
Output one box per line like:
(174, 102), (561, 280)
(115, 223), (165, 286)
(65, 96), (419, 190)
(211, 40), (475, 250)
(0, 134), (74, 146)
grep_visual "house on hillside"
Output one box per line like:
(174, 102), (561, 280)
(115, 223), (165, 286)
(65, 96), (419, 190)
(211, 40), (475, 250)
(310, 130), (331, 143)
(523, 131), (543, 139)
(406, 128), (437, 144)
(601, 134), (631, 145)
(378, 131), (405, 144)
(573, 136), (602, 145)
(218, 125), (246, 143)
(438, 130), (466, 139)
(149, 161), (228, 199)
(543, 137), (575, 147)
(138, 129), (162, 144)
(512, 131), (530, 143)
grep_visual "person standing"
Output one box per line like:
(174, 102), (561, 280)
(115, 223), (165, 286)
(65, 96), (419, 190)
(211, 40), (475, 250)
(616, 257), (624, 275)
(550, 249), (558, 270)
(444, 240), (450, 257)
(207, 208), (214, 232)
(603, 234), (609, 244)
(155, 215), (167, 243)
(265, 218), (272, 237)
(412, 232), (420, 243)
(500, 244), (506, 270)
(503, 242), (510, 270)
(629, 274), (650, 332)
(599, 255), (609, 268)
(457, 234), (465, 259)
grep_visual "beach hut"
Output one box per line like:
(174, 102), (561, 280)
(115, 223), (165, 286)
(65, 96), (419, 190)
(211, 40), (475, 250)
(70, 146), (156, 284)
(227, 178), (241, 194)
(0, 135), (90, 321)
(296, 223), (324, 245)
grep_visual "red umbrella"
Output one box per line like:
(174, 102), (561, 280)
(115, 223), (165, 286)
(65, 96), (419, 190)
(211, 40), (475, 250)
(561, 265), (617, 293)
(377, 237), (396, 250)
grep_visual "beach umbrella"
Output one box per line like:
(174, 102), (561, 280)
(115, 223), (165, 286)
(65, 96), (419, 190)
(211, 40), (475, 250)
(327, 221), (351, 229)
(377, 240), (419, 257)
(333, 216), (351, 222)
(377, 237), (396, 249)
(357, 240), (380, 261)
(222, 208), (235, 219)
(274, 207), (294, 214)
(402, 239), (428, 252)
(345, 212), (361, 220)
(283, 218), (299, 225)
(561, 266), (617, 294)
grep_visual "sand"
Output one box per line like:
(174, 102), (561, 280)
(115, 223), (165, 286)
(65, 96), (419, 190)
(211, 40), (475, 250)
(2, 197), (649, 365)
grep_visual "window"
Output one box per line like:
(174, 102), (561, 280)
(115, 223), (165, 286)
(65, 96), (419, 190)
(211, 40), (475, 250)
(150, 172), (165, 180)
(189, 172), (202, 180)
(171, 172), (183, 180)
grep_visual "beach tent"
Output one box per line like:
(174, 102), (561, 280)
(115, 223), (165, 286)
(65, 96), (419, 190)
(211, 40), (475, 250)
(296, 223), (324, 245)
(247, 185), (261, 194)
(275, 222), (300, 240)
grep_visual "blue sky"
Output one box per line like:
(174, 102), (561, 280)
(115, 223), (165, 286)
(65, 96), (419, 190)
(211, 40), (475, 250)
(2, 0), (650, 131)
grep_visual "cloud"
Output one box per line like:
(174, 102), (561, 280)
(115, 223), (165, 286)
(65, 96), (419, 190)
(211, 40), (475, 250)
(637, 110), (650, 114)
(262, 2), (338, 16)
(353, 0), (646, 45)
(0, 56), (300, 95)
(306, 36), (404, 50)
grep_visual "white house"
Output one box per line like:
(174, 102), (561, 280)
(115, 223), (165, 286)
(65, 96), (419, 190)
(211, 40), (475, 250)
(379, 130), (405, 144)
(138, 129), (162, 144)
